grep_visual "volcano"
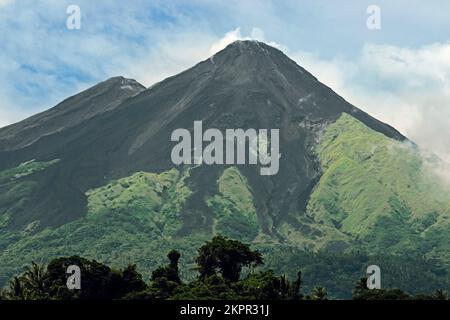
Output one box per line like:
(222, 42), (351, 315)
(0, 41), (448, 295)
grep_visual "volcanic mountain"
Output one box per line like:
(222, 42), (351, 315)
(0, 41), (449, 295)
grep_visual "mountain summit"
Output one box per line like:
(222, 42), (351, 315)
(0, 41), (448, 293)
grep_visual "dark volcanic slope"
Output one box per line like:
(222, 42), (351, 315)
(0, 76), (145, 151)
(0, 41), (405, 234)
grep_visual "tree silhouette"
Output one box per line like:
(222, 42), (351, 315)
(4, 277), (26, 300)
(1, 237), (447, 301)
(352, 277), (411, 300)
(291, 271), (303, 300)
(432, 289), (448, 300)
(311, 286), (328, 300)
(21, 262), (49, 299)
(152, 250), (182, 284)
(196, 236), (263, 282)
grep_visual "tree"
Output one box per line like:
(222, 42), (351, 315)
(196, 236), (263, 282)
(352, 277), (368, 298)
(152, 250), (182, 284)
(432, 289), (448, 300)
(352, 277), (411, 300)
(236, 270), (303, 300)
(120, 264), (147, 294)
(3, 277), (26, 300)
(21, 262), (49, 299)
(311, 286), (328, 300)
(291, 271), (303, 300)
(44, 256), (146, 300)
(2, 237), (447, 301)
(170, 275), (239, 300)
(1, 262), (50, 300)
(140, 250), (184, 299)
(415, 289), (449, 300)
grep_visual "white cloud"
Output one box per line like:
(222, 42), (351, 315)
(290, 42), (450, 163)
(208, 27), (282, 55)
(209, 28), (246, 55)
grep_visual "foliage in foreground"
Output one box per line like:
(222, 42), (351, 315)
(0, 236), (448, 301)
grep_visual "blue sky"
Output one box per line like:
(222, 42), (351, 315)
(0, 0), (450, 161)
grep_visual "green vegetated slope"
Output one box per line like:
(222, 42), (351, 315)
(0, 166), (259, 286)
(0, 168), (202, 286)
(267, 112), (450, 296)
(1, 113), (449, 297)
(0, 159), (60, 185)
(307, 113), (450, 260)
(0, 159), (60, 249)
(207, 167), (259, 242)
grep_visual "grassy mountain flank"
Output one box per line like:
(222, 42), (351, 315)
(307, 113), (450, 260)
(207, 167), (259, 242)
(0, 113), (449, 297)
(0, 168), (201, 286)
(0, 166), (259, 286)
